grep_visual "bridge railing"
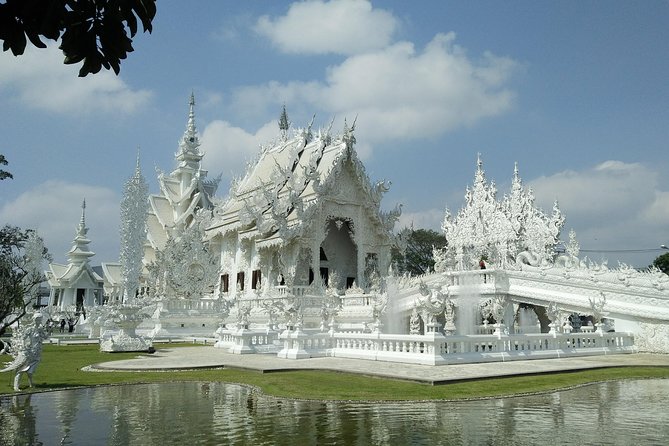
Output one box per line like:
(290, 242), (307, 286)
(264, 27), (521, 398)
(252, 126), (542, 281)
(444, 269), (496, 288)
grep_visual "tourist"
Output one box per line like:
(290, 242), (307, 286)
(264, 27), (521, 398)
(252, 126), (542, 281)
(59, 318), (66, 333)
(480, 258), (487, 283)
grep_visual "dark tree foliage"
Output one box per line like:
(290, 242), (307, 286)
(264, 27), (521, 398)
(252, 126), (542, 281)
(0, 0), (156, 77)
(0, 154), (11, 181)
(0, 226), (51, 337)
(653, 252), (669, 275)
(392, 229), (447, 276)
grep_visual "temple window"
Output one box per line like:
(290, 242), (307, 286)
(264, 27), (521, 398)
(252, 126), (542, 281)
(252, 270), (261, 290)
(221, 274), (230, 293)
(237, 272), (245, 291)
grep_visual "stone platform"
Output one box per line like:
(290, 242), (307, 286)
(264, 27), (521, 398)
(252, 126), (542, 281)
(89, 347), (669, 385)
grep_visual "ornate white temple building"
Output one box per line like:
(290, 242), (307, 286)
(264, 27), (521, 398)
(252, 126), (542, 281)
(205, 118), (399, 300)
(43, 95), (669, 361)
(140, 98), (399, 330)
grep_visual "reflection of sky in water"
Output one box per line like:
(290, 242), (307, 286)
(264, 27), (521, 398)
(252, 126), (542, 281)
(1, 380), (668, 445)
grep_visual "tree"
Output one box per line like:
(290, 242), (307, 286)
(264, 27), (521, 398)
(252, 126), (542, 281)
(0, 0), (156, 77)
(0, 154), (12, 181)
(652, 252), (669, 275)
(392, 228), (448, 276)
(0, 226), (51, 337)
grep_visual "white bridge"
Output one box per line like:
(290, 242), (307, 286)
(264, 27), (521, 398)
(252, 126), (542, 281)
(390, 263), (669, 354)
(208, 262), (668, 364)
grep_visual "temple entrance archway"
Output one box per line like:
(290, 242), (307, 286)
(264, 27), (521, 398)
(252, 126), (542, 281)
(320, 218), (358, 289)
(515, 303), (551, 333)
(76, 288), (85, 313)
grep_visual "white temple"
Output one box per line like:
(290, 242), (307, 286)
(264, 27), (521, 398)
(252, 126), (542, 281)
(42, 95), (669, 362)
(204, 116), (399, 316)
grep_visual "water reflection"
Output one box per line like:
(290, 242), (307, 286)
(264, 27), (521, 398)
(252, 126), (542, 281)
(1, 380), (668, 445)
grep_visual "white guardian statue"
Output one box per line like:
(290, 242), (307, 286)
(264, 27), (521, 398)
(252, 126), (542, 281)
(1, 313), (50, 391)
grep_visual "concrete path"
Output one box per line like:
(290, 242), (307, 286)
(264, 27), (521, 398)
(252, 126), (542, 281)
(90, 347), (669, 385)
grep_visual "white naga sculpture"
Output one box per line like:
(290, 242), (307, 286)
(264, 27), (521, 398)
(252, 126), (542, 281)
(1, 313), (50, 391)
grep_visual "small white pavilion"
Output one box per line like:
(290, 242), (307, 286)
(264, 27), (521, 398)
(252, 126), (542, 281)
(46, 200), (104, 312)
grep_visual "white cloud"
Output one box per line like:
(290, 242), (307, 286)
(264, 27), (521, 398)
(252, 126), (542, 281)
(529, 161), (669, 267)
(642, 190), (669, 225)
(200, 120), (279, 184)
(530, 161), (656, 224)
(397, 208), (444, 232)
(255, 0), (398, 55)
(0, 181), (120, 264)
(0, 45), (151, 115)
(231, 32), (517, 146)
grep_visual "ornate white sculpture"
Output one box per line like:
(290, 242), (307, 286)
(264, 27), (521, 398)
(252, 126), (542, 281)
(119, 151), (148, 301)
(99, 303), (152, 352)
(440, 156), (564, 271)
(415, 281), (446, 329)
(146, 212), (219, 300)
(409, 307), (421, 335)
(1, 313), (50, 391)
(371, 293), (388, 332)
(589, 291), (608, 333)
(320, 288), (342, 332)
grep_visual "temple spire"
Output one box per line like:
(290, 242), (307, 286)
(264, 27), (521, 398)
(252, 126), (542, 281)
(78, 199), (87, 236)
(278, 104), (291, 140)
(67, 199), (95, 264)
(473, 153), (486, 187)
(187, 92), (196, 134)
(178, 92), (201, 158)
(135, 147), (142, 175)
(511, 161), (522, 192)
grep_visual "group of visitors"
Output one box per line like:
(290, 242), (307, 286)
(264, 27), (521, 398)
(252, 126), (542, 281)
(58, 318), (76, 333)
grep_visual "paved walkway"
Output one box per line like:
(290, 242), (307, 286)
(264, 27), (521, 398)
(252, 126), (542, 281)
(90, 347), (669, 385)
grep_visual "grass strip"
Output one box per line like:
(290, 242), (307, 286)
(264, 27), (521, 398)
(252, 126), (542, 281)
(2, 344), (668, 401)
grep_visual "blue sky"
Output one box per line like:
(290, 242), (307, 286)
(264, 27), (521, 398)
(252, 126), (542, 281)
(1, 0), (668, 268)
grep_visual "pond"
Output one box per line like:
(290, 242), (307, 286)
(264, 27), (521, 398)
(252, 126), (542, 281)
(1, 379), (668, 445)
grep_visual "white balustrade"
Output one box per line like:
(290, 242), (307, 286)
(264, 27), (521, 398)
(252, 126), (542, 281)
(446, 270), (496, 288)
(264, 330), (636, 365)
(214, 326), (280, 354)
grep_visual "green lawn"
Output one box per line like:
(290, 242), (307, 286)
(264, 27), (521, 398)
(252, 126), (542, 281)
(2, 344), (668, 400)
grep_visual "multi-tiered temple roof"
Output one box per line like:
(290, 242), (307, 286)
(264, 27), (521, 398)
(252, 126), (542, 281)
(144, 95), (220, 263)
(206, 119), (399, 249)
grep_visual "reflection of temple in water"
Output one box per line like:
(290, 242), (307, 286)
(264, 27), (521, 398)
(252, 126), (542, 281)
(2, 381), (669, 443)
